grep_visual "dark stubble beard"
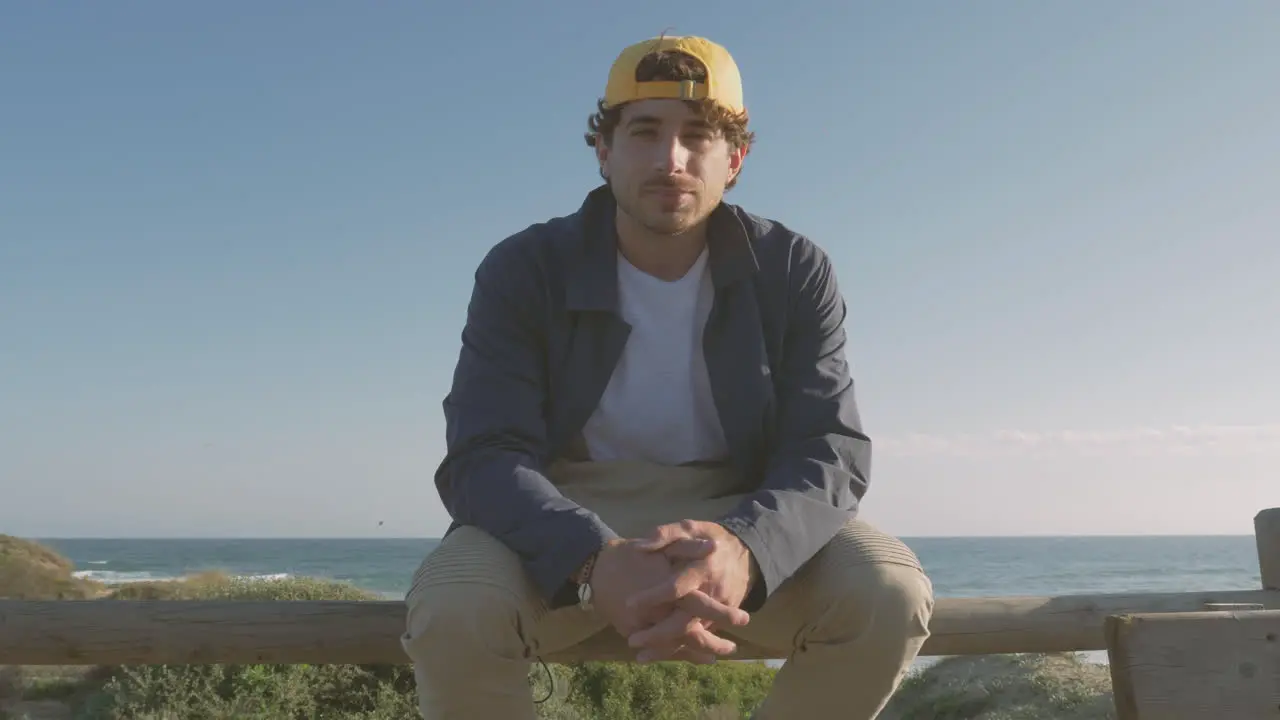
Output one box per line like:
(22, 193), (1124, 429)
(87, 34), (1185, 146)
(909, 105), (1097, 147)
(614, 186), (703, 237)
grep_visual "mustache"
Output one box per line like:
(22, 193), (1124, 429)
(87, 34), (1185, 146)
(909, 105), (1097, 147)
(642, 178), (698, 192)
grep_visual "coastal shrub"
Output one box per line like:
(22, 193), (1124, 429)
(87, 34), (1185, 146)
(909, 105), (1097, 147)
(553, 660), (774, 719)
(85, 574), (413, 719)
(105, 571), (379, 602)
(0, 534), (102, 600)
(82, 573), (776, 718)
(879, 653), (1115, 720)
(87, 662), (420, 720)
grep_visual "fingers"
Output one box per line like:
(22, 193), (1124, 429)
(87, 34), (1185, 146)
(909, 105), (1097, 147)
(640, 642), (720, 664)
(659, 537), (716, 561)
(636, 625), (736, 663)
(677, 590), (750, 628)
(629, 609), (738, 660)
(627, 567), (705, 614)
(631, 523), (689, 551)
(632, 519), (714, 552)
(627, 611), (694, 651)
(639, 639), (718, 665)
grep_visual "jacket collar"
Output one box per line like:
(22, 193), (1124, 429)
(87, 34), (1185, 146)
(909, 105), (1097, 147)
(566, 184), (760, 312)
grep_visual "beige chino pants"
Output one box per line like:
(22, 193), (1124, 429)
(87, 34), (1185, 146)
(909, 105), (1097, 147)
(402, 460), (934, 719)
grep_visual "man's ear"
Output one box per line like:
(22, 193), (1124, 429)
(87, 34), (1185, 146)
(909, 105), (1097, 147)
(727, 144), (747, 183)
(594, 134), (610, 179)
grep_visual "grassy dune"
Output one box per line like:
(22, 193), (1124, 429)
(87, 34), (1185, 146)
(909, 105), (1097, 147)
(880, 653), (1115, 720)
(1, 535), (1116, 719)
(0, 535), (103, 601)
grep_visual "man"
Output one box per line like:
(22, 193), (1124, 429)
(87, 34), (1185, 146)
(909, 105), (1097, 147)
(402, 34), (934, 719)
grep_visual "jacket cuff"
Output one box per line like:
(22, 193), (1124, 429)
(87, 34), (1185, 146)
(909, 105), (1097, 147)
(717, 512), (781, 612)
(716, 491), (855, 610)
(529, 512), (620, 607)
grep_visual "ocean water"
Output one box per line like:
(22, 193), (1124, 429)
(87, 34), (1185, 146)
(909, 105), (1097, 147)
(37, 532), (1259, 599)
(36, 534), (1263, 668)
(40, 534), (1262, 600)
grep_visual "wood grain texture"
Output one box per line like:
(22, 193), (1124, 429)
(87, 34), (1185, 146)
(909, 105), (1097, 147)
(1106, 610), (1280, 720)
(1257, 508), (1280, 591)
(1, 589), (1277, 666)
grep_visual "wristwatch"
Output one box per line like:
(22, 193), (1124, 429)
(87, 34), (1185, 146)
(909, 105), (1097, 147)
(574, 551), (598, 611)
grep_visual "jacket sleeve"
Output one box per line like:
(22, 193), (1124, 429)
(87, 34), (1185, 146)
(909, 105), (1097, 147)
(716, 242), (871, 609)
(435, 237), (620, 604)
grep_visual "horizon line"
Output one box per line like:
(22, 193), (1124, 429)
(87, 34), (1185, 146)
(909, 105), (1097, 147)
(28, 533), (1259, 541)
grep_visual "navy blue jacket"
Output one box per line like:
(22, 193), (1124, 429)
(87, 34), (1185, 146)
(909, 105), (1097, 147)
(434, 184), (871, 610)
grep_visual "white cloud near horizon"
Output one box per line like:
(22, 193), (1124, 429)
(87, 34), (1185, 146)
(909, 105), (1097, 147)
(876, 424), (1280, 458)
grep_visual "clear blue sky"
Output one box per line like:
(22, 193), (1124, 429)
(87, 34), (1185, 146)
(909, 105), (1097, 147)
(2, 2), (1277, 539)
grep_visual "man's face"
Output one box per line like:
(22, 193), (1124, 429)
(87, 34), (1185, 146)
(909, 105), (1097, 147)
(596, 99), (745, 236)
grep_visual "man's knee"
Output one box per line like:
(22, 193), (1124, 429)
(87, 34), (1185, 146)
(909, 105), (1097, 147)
(808, 562), (932, 636)
(858, 561), (934, 632)
(804, 526), (934, 647)
(403, 580), (532, 665)
(402, 573), (545, 718)
(402, 528), (543, 665)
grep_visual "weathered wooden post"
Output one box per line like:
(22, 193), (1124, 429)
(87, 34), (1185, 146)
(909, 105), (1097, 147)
(1255, 507), (1280, 591)
(1106, 507), (1280, 719)
(1105, 609), (1280, 719)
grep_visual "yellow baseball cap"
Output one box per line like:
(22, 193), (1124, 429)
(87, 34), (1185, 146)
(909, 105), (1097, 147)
(602, 35), (745, 115)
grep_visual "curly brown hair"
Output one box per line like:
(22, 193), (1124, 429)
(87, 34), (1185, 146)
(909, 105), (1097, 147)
(585, 49), (756, 189)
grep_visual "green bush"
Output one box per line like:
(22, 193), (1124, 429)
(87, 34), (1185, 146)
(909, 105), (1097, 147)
(86, 662), (420, 720)
(86, 657), (771, 720)
(80, 574), (415, 719)
(551, 661), (774, 720)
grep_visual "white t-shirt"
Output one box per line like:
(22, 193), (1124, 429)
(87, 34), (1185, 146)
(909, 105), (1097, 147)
(581, 247), (730, 465)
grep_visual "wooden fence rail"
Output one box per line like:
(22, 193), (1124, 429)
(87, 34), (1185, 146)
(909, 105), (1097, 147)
(0, 508), (1275, 667)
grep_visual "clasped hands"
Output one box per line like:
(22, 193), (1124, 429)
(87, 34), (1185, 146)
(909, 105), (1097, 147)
(589, 520), (756, 664)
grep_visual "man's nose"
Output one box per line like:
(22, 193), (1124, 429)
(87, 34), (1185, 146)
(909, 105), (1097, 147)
(654, 134), (690, 174)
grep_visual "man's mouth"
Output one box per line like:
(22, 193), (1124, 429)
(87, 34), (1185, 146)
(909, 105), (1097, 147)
(647, 186), (693, 199)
